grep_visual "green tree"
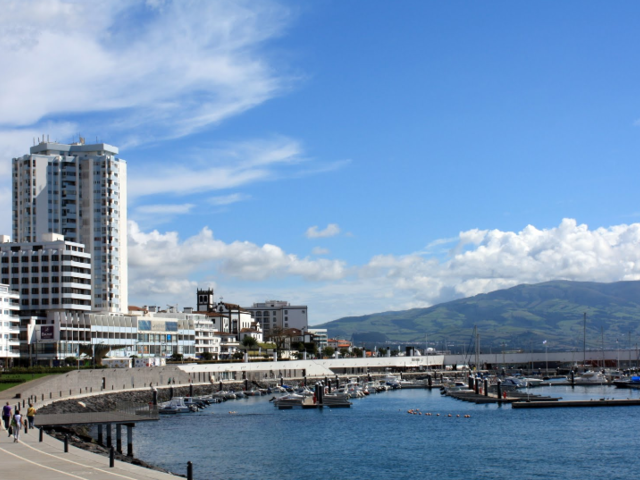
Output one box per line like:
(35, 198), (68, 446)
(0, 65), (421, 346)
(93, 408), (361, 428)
(339, 348), (350, 358)
(64, 356), (77, 366)
(242, 336), (258, 350)
(201, 352), (213, 361)
(323, 346), (335, 358)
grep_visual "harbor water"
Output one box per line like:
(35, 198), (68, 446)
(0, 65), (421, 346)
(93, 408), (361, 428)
(133, 385), (640, 480)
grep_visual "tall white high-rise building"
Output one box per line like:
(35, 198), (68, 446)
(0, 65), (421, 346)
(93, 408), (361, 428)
(12, 139), (128, 313)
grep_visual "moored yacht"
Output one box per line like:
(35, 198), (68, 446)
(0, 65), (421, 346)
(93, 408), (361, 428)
(573, 371), (608, 384)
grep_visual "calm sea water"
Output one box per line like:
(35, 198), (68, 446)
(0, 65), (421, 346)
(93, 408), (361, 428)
(133, 385), (640, 480)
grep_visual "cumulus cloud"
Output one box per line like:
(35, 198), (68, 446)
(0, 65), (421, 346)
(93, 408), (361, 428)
(364, 218), (640, 308)
(305, 223), (340, 239)
(127, 218), (640, 322)
(128, 220), (347, 284)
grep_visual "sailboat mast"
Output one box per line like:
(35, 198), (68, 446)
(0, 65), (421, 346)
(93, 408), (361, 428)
(601, 326), (605, 370)
(474, 326), (480, 371)
(583, 312), (587, 367)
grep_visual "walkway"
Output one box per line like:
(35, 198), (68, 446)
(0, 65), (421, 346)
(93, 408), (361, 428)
(0, 423), (179, 480)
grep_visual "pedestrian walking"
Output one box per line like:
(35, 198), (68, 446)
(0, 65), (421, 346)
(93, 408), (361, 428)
(2, 402), (11, 432)
(27, 403), (36, 429)
(12, 411), (21, 442)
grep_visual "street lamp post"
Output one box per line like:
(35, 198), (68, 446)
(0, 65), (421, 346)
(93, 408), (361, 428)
(544, 341), (548, 377)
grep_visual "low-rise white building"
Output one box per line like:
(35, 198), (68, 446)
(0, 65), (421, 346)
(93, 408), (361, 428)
(307, 328), (328, 352)
(0, 284), (20, 366)
(28, 309), (197, 362)
(0, 233), (92, 316)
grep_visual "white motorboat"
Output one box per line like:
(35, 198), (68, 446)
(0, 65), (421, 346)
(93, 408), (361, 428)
(522, 378), (544, 387)
(383, 374), (401, 389)
(501, 377), (527, 389)
(273, 393), (306, 408)
(573, 371), (608, 384)
(159, 397), (191, 414)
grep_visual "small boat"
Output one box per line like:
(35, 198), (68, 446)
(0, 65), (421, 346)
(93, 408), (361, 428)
(183, 397), (207, 410)
(441, 381), (473, 395)
(159, 397), (191, 414)
(522, 378), (544, 387)
(321, 393), (352, 407)
(613, 376), (640, 388)
(383, 374), (401, 389)
(501, 377), (527, 389)
(573, 371), (608, 384)
(273, 393), (306, 409)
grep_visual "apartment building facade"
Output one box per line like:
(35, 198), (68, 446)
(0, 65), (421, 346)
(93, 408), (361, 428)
(0, 284), (20, 366)
(12, 140), (127, 313)
(246, 300), (308, 338)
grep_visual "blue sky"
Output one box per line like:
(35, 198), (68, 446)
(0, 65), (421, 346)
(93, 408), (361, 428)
(2, 1), (640, 323)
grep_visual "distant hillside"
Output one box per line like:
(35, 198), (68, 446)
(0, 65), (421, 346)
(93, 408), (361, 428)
(316, 281), (640, 351)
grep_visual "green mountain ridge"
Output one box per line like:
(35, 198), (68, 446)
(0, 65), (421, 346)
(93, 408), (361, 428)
(316, 280), (640, 350)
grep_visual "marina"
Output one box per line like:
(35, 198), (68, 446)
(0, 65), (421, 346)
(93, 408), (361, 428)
(130, 384), (640, 480)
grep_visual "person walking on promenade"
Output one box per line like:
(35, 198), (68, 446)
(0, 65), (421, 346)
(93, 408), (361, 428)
(27, 403), (36, 429)
(2, 402), (11, 433)
(12, 411), (22, 443)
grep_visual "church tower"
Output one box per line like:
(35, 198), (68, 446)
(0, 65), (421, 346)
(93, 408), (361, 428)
(197, 288), (215, 312)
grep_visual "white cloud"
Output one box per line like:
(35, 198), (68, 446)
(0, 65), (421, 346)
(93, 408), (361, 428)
(135, 204), (195, 215)
(0, 0), (293, 142)
(128, 220), (347, 285)
(127, 218), (640, 323)
(208, 193), (251, 206)
(305, 223), (340, 239)
(129, 136), (305, 199)
(363, 218), (640, 307)
(312, 247), (330, 255)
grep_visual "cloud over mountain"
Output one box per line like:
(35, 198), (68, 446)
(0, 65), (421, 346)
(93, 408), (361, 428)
(129, 218), (640, 321)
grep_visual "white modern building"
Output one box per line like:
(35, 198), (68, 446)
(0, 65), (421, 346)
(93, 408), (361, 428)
(0, 234), (92, 316)
(246, 300), (308, 337)
(12, 139), (127, 313)
(0, 284), (20, 366)
(307, 328), (328, 351)
(31, 309), (197, 362)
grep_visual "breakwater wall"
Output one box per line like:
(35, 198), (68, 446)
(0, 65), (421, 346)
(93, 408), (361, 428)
(10, 361), (463, 411)
(14, 366), (194, 405)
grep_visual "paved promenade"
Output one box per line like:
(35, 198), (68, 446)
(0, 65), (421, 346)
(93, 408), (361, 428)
(0, 422), (179, 480)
